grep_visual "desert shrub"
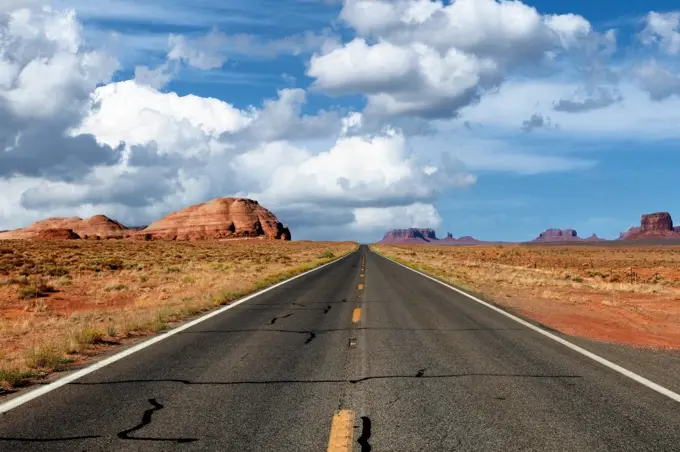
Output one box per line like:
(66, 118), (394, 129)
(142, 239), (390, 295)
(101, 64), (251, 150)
(0, 368), (35, 388)
(89, 258), (124, 271)
(104, 283), (128, 292)
(318, 250), (335, 259)
(18, 285), (41, 299)
(36, 280), (55, 293)
(73, 328), (105, 346)
(42, 265), (69, 277)
(57, 276), (73, 286)
(106, 325), (117, 337)
(25, 346), (63, 369)
(9, 275), (29, 285)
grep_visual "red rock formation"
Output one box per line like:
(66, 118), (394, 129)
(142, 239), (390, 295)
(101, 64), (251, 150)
(619, 212), (680, 240)
(0, 216), (129, 240)
(585, 234), (604, 241)
(379, 229), (483, 245)
(533, 228), (581, 242)
(380, 229), (438, 244)
(35, 229), (81, 240)
(137, 197), (291, 241)
(441, 233), (482, 244)
(642, 212), (673, 231)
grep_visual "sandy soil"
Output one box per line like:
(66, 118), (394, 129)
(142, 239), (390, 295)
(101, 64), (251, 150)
(0, 240), (356, 389)
(372, 244), (680, 350)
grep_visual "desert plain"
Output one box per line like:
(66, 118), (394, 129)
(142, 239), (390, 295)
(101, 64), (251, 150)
(0, 239), (356, 390)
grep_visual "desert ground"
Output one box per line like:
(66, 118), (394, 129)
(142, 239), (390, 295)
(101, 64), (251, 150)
(372, 244), (680, 350)
(0, 240), (356, 390)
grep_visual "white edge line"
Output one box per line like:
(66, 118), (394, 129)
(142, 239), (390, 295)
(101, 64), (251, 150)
(0, 251), (355, 415)
(375, 251), (680, 404)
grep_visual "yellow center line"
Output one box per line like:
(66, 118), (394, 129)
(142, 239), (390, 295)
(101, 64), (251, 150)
(352, 307), (362, 323)
(327, 409), (355, 452)
(357, 283), (364, 290)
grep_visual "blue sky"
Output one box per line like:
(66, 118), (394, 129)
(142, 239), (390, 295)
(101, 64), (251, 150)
(2, 0), (680, 241)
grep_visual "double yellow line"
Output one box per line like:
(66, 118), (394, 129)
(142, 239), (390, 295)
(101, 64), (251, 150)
(327, 253), (367, 451)
(354, 254), (366, 323)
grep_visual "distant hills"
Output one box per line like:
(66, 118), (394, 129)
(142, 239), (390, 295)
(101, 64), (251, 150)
(379, 228), (486, 245)
(378, 211), (680, 245)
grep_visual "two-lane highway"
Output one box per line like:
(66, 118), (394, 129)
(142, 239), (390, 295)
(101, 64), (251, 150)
(1, 245), (679, 451)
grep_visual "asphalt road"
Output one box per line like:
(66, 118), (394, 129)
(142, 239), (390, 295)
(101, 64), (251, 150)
(1, 245), (679, 451)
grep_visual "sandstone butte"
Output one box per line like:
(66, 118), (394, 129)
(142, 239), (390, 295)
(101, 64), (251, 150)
(0, 198), (291, 241)
(134, 197), (291, 241)
(381, 228), (438, 243)
(619, 212), (680, 240)
(0, 215), (129, 240)
(379, 229), (482, 245)
(532, 228), (602, 242)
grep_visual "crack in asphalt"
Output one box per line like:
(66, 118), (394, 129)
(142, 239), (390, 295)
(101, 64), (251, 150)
(305, 332), (317, 344)
(117, 398), (198, 443)
(0, 435), (102, 443)
(72, 373), (582, 387)
(270, 313), (293, 325)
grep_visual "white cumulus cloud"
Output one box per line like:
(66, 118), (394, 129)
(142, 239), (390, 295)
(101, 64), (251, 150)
(352, 203), (442, 231)
(641, 11), (680, 55)
(308, 0), (592, 119)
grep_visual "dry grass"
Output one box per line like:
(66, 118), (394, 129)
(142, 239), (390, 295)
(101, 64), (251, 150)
(0, 240), (356, 389)
(372, 244), (680, 349)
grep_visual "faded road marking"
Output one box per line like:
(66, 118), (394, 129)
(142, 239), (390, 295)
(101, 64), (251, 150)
(352, 308), (362, 324)
(326, 410), (354, 452)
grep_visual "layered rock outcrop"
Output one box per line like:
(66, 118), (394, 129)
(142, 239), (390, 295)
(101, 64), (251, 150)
(619, 212), (680, 240)
(379, 229), (483, 245)
(534, 229), (579, 242)
(136, 198), (291, 241)
(35, 229), (81, 240)
(380, 228), (438, 244)
(0, 216), (129, 240)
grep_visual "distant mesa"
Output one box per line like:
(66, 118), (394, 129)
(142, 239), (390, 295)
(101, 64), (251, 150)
(134, 197), (291, 241)
(379, 229), (482, 245)
(530, 228), (607, 243)
(618, 212), (680, 241)
(536, 228), (578, 241)
(0, 198), (291, 242)
(380, 228), (438, 244)
(533, 228), (586, 242)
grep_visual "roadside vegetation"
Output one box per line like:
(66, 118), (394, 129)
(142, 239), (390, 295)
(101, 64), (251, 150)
(0, 240), (356, 390)
(372, 244), (680, 350)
